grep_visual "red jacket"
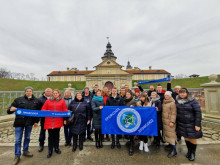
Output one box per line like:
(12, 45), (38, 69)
(41, 96), (68, 130)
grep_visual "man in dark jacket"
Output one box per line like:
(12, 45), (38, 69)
(138, 84), (156, 97)
(38, 88), (52, 152)
(92, 84), (99, 96)
(106, 87), (124, 149)
(7, 87), (39, 165)
(167, 81), (181, 101)
(82, 87), (93, 141)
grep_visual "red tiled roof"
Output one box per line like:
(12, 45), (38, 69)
(125, 69), (170, 74)
(47, 70), (93, 76)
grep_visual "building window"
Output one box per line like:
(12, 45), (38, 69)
(155, 75), (158, 79)
(61, 76), (64, 81)
(74, 76), (77, 81)
(148, 75), (151, 80)
(67, 76), (71, 81)
(80, 76), (84, 81)
(107, 70), (111, 74)
(135, 75), (138, 80)
(107, 61), (110, 64)
(142, 74), (145, 80)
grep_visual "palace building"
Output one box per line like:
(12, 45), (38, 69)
(47, 41), (170, 90)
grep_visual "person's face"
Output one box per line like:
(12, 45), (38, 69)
(112, 89), (117, 95)
(150, 86), (154, 91)
(84, 89), (89, 94)
(165, 95), (171, 100)
(103, 87), (108, 93)
(175, 88), (180, 93)
(125, 86), (129, 91)
(76, 94), (82, 100)
(140, 96), (146, 102)
(94, 86), (99, 91)
(65, 91), (71, 98)
(53, 91), (59, 98)
(97, 91), (102, 97)
(120, 89), (125, 95)
(135, 92), (140, 96)
(151, 93), (156, 99)
(126, 92), (132, 99)
(157, 86), (162, 92)
(45, 89), (52, 97)
(25, 89), (32, 97)
(179, 92), (187, 99)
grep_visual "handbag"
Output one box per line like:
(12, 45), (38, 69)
(67, 102), (81, 125)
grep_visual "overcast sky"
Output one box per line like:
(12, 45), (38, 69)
(0, 0), (220, 79)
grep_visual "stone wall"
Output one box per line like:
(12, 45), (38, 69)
(202, 117), (220, 141)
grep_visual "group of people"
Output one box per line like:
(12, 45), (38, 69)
(7, 82), (203, 165)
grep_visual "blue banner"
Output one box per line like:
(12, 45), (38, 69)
(102, 106), (158, 136)
(15, 108), (72, 117)
(138, 77), (170, 85)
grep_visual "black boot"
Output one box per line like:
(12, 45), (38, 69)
(79, 135), (84, 151)
(167, 148), (177, 158)
(96, 141), (100, 149)
(185, 140), (191, 158)
(99, 140), (103, 148)
(189, 143), (197, 161)
(38, 145), (44, 152)
(47, 150), (53, 158)
(111, 141), (115, 149)
(116, 141), (121, 149)
(54, 148), (61, 154)
(72, 135), (78, 152)
(165, 144), (173, 151)
(99, 131), (103, 148)
(129, 141), (133, 156)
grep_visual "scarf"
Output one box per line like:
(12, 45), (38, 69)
(93, 95), (104, 102)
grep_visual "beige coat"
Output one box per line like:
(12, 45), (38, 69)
(162, 97), (177, 145)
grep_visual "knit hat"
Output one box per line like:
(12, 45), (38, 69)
(165, 91), (172, 97)
(84, 87), (90, 91)
(151, 92), (157, 96)
(135, 88), (140, 94)
(25, 86), (33, 92)
(174, 85), (181, 89)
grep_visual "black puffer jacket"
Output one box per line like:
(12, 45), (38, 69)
(150, 96), (162, 130)
(7, 95), (40, 127)
(167, 83), (178, 101)
(176, 96), (203, 139)
(91, 97), (104, 129)
(106, 94), (124, 106)
(68, 98), (90, 135)
(38, 93), (48, 123)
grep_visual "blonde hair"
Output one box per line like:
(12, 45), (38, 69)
(53, 89), (60, 93)
(64, 90), (72, 95)
(75, 92), (82, 97)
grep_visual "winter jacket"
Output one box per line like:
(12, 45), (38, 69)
(124, 97), (136, 107)
(162, 97), (177, 145)
(68, 98), (90, 135)
(106, 94), (124, 106)
(91, 96), (104, 129)
(150, 96), (163, 130)
(7, 95), (40, 127)
(138, 85), (156, 97)
(41, 95), (68, 130)
(38, 93), (49, 123)
(82, 92), (93, 119)
(176, 95), (203, 139)
(64, 96), (73, 108)
(157, 90), (166, 104)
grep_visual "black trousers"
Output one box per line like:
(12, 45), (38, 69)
(111, 134), (120, 143)
(95, 129), (102, 141)
(139, 135), (148, 143)
(87, 123), (92, 137)
(48, 128), (60, 151)
(39, 118), (46, 146)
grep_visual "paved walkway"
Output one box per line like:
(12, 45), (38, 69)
(0, 143), (220, 165)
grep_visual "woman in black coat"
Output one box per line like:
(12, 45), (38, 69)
(176, 88), (202, 161)
(91, 90), (104, 149)
(68, 92), (90, 152)
(150, 92), (162, 147)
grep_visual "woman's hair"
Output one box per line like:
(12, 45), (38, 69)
(140, 92), (149, 102)
(64, 89), (71, 95)
(75, 92), (82, 97)
(53, 89), (60, 93)
(179, 88), (189, 94)
(96, 90), (102, 94)
(126, 91), (133, 98)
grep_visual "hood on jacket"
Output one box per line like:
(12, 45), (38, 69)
(176, 95), (194, 104)
(74, 97), (84, 102)
(50, 94), (62, 101)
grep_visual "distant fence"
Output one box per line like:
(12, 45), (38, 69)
(0, 88), (205, 116)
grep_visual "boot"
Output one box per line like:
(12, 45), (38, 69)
(144, 143), (149, 152)
(47, 150), (53, 158)
(116, 141), (121, 149)
(185, 140), (191, 158)
(23, 151), (33, 157)
(167, 148), (177, 158)
(99, 140), (103, 148)
(79, 135), (84, 151)
(129, 141), (133, 156)
(111, 141), (115, 149)
(165, 144), (173, 151)
(38, 145), (44, 152)
(54, 148), (61, 154)
(189, 143), (197, 161)
(87, 136), (93, 141)
(13, 156), (20, 165)
(99, 133), (103, 148)
(72, 135), (78, 152)
(96, 140), (100, 149)
(139, 141), (144, 151)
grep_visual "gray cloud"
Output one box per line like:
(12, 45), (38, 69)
(0, 0), (220, 79)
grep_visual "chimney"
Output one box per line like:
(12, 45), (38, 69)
(149, 66), (152, 70)
(85, 67), (88, 71)
(67, 67), (69, 71)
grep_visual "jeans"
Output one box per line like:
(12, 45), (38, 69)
(39, 118), (46, 146)
(15, 126), (33, 156)
(64, 125), (72, 143)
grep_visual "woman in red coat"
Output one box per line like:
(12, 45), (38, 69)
(41, 89), (68, 158)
